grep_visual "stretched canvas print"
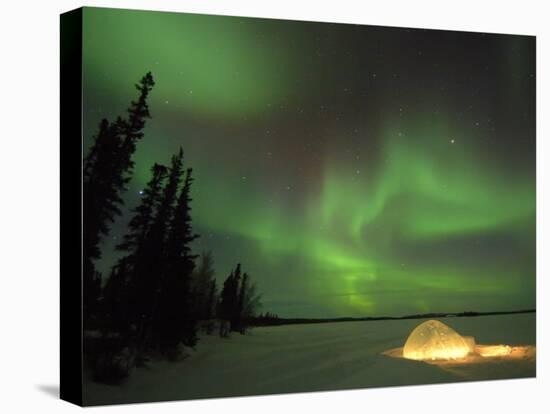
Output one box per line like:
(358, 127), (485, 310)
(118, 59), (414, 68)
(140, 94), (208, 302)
(60, 6), (536, 406)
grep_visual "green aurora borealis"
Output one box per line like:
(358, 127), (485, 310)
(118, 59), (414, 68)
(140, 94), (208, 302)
(83, 7), (535, 318)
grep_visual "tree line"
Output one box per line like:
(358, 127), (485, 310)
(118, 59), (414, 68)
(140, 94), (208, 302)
(83, 72), (261, 383)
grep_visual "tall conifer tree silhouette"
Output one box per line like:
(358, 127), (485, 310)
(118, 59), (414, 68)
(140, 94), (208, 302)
(156, 165), (200, 348)
(139, 150), (184, 349)
(82, 72), (155, 324)
(103, 163), (168, 334)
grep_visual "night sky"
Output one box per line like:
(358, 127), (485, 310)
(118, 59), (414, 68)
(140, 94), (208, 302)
(82, 7), (536, 318)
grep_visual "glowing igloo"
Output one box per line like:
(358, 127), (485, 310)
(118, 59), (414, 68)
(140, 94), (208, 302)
(403, 320), (471, 361)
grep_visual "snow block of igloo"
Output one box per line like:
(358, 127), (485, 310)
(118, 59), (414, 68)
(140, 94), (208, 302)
(463, 336), (476, 353)
(403, 320), (471, 361)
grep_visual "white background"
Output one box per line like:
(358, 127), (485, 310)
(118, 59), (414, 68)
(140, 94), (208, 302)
(0, 0), (548, 412)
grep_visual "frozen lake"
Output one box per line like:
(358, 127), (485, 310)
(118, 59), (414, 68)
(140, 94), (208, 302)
(84, 313), (536, 406)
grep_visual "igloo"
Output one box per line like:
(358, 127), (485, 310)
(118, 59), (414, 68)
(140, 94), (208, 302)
(403, 320), (471, 361)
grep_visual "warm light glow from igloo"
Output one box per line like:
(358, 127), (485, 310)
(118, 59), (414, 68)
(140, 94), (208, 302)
(475, 344), (512, 357)
(403, 320), (471, 361)
(383, 319), (535, 366)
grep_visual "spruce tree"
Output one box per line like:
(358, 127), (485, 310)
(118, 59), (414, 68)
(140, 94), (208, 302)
(116, 163), (167, 255)
(116, 72), (155, 179)
(219, 264), (243, 331)
(236, 272), (248, 333)
(193, 251), (216, 319)
(83, 119), (122, 323)
(219, 269), (235, 322)
(205, 279), (217, 320)
(240, 274), (261, 326)
(156, 166), (200, 349)
(101, 257), (131, 333)
(229, 264), (242, 330)
(103, 163), (167, 334)
(140, 150), (184, 349)
(165, 167), (199, 268)
(219, 264), (261, 334)
(82, 72), (155, 323)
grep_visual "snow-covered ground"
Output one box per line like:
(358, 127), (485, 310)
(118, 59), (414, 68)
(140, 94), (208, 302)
(83, 313), (536, 406)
